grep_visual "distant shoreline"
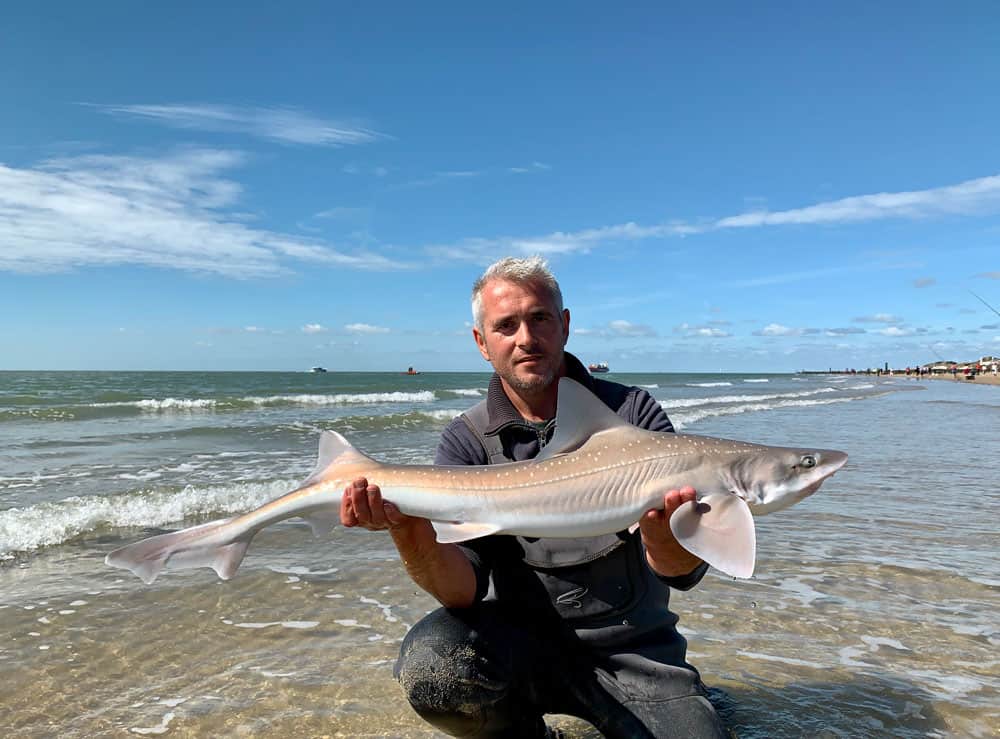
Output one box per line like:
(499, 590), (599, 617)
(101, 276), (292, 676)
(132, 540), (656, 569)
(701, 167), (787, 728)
(921, 372), (1000, 387)
(798, 370), (1000, 387)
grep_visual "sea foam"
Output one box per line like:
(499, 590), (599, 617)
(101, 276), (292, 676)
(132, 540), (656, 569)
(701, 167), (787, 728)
(0, 479), (295, 558)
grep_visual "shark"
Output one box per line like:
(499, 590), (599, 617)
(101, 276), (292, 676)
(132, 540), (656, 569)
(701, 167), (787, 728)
(105, 377), (848, 584)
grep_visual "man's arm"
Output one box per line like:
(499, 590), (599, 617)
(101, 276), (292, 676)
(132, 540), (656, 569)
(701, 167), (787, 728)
(340, 478), (477, 608)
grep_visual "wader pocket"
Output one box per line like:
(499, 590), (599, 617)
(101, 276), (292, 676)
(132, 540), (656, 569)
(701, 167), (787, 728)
(522, 534), (649, 624)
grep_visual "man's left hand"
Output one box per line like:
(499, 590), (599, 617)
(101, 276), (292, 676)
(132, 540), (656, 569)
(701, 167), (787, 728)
(638, 486), (705, 578)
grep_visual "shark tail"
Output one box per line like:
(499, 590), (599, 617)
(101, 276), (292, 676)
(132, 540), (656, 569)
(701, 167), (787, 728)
(104, 518), (254, 584)
(669, 493), (757, 578)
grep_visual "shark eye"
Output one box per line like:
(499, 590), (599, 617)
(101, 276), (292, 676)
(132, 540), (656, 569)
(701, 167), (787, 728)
(799, 455), (816, 469)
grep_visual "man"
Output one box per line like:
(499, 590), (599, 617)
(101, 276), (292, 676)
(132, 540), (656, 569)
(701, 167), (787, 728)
(341, 256), (727, 738)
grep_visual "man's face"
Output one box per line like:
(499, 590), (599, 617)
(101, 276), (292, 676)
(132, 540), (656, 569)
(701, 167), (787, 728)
(473, 278), (570, 395)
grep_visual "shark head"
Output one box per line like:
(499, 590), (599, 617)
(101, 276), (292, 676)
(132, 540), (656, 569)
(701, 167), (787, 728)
(734, 447), (848, 515)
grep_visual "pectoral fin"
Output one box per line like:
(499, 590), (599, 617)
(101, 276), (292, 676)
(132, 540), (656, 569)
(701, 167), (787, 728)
(669, 493), (756, 578)
(300, 507), (341, 536)
(431, 521), (502, 544)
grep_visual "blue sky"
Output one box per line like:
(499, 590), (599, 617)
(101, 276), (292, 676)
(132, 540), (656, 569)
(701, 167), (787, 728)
(2, 2), (998, 372)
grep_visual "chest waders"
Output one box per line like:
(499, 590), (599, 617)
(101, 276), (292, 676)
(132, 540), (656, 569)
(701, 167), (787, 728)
(458, 399), (653, 625)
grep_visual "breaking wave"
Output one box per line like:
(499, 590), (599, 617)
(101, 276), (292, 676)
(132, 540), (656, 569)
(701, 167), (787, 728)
(1, 391), (440, 422)
(669, 396), (856, 429)
(0, 479), (296, 558)
(660, 387), (838, 410)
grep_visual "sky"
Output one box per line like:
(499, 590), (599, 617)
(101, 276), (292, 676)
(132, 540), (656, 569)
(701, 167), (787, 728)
(2, 2), (999, 372)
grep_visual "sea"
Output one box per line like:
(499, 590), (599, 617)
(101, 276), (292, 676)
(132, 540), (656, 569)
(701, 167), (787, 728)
(1, 370), (997, 738)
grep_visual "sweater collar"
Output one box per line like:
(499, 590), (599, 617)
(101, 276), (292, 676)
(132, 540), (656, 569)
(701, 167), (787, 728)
(483, 351), (596, 435)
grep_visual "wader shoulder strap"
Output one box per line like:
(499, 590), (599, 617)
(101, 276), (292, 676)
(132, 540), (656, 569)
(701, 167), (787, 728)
(459, 399), (508, 464)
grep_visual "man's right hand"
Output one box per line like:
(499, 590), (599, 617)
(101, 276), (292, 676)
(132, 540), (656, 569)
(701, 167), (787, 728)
(339, 477), (477, 608)
(340, 477), (418, 532)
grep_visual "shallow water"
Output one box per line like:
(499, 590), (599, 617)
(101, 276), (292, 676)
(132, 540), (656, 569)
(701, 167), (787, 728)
(1, 372), (997, 737)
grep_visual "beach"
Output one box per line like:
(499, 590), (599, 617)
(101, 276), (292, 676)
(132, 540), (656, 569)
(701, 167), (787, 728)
(1, 371), (997, 738)
(924, 372), (1000, 386)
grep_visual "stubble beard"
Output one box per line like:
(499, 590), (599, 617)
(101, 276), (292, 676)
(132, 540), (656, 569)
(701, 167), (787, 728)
(501, 359), (559, 395)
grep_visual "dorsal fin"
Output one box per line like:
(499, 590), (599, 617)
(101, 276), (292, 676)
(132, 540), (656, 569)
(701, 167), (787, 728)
(536, 378), (629, 460)
(301, 430), (374, 486)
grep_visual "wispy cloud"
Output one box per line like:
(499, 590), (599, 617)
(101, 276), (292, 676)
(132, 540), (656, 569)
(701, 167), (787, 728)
(722, 266), (856, 289)
(825, 327), (867, 336)
(0, 149), (411, 277)
(344, 322), (390, 334)
(575, 320), (658, 338)
(508, 161), (551, 174)
(674, 323), (733, 338)
(978, 271), (1000, 279)
(853, 313), (903, 324)
(714, 175), (1000, 228)
(913, 277), (936, 288)
(342, 163), (388, 177)
(878, 326), (919, 336)
(314, 206), (372, 221)
(394, 169), (486, 189)
(395, 161), (552, 190)
(90, 103), (383, 147)
(302, 324), (328, 334)
(426, 221), (694, 262)
(752, 323), (820, 337)
(424, 173), (1000, 262)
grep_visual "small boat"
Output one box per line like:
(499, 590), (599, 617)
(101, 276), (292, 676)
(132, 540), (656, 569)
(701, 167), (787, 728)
(310, 367), (328, 373)
(588, 362), (610, 373)
(404, 367), (420, 375)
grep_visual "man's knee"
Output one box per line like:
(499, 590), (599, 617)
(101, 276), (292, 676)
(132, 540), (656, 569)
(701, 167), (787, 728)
(395, 608), (510, 733)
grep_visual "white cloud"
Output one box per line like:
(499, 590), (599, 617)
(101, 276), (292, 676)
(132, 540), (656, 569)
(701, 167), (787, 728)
(0, 149), (411, 277)
(853, 313), (903, 324)
(91, 103), (383, 147)
(344, 322), (390, 334)
(396, 170), (486, 189)
(878, 326), (916, 336)
(674, 322), (732, 338)
(714, 174), (1000, 228)
(341, 164), (387, 178)
(423, 173), (1000, 262)
(315, 206), (372, 221)
(608, 320), (656, 337)
(755, 323), (802, 337)
(576, 320), (657, 338)
(302, 324), (327, 334)
(508, 161), (551, 174)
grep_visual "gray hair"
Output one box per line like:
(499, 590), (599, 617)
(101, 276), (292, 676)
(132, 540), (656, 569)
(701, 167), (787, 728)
(471, 256), (564, 332)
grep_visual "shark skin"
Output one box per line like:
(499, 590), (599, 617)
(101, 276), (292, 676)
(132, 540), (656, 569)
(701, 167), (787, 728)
(105, 378), (848, 584)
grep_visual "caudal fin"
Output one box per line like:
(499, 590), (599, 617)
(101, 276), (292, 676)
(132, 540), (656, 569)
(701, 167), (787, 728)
(105, 518), (253, 584)
(669, 493), (757, 578)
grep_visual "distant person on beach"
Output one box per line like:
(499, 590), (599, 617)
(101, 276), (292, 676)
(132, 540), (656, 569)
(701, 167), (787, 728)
(340, 256), (727, 738)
